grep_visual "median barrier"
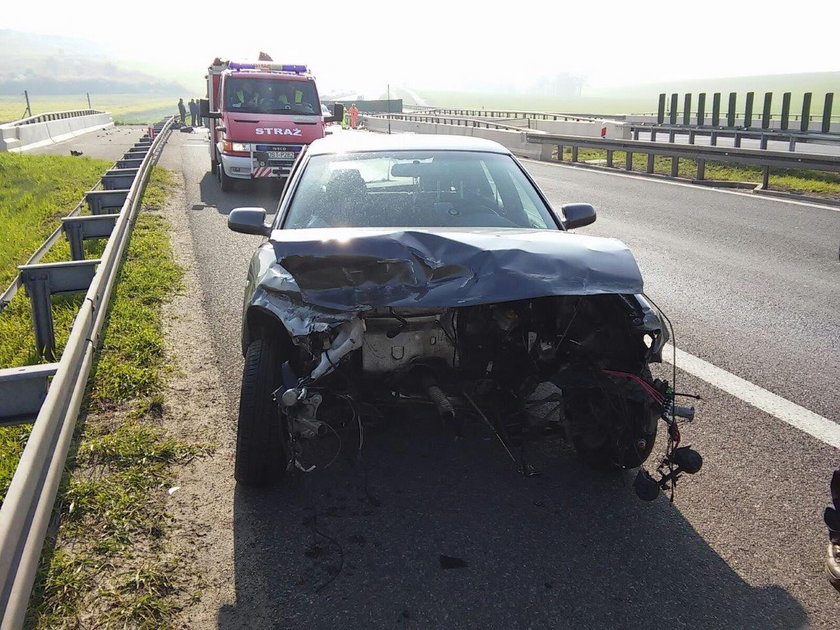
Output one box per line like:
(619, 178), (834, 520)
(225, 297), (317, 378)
(0, 111), (113, 152)
(363, 116), (543, 159)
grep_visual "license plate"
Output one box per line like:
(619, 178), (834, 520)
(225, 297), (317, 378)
(267, 151), (294, 160)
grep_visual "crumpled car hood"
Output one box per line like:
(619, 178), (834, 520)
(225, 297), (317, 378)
(266, 227), (644, 311)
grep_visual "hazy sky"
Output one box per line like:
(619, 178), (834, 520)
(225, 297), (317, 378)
(3, 0), (838, 94)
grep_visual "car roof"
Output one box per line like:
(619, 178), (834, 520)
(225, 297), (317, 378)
(306, 133), (513, 156)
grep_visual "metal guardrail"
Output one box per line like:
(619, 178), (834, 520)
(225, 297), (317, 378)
(525, 133), (840, 189)
(420, 108), (600, 123)
(0, 116), (174, 628)
(0, 110), (105, 128)
(629, 125), (840, 152)
(366, 112), (534, 132)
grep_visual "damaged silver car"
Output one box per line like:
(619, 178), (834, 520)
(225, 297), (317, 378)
(228, 134), (701, 500)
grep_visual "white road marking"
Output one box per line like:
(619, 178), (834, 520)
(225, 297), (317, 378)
(663, 344), (840, 448)
(521, 158), (840, 214)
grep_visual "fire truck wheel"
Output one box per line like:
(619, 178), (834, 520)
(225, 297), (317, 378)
(220, 165), (235, 192)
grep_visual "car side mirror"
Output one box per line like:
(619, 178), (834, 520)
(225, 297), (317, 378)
(199, 99), (210, 117)
(561, 203), (596, 229)
(325, 103), (345, 123)
(228, 207), (270, 236)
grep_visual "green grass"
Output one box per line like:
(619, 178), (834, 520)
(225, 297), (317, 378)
(557, 147), (840, 199)
(0, 94), (185, 125)
(0, 153), (111, 288)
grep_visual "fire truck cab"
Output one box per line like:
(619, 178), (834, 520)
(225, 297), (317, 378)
(202, 59), (343, 191)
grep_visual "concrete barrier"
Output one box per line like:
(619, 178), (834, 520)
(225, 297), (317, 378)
(528, 119), (631, 139)
(363, 117), (543, 159)
(0, 111), (113, 152)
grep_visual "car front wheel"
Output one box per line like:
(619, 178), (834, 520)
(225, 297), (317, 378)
(235, 337), (289, 486)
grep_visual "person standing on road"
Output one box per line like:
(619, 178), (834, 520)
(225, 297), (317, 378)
(188, 99), (198, 126)
(194, 99), (202, 127)
(349, 103), (360, 129)
(178, 98), (187, 123)
(826, 467), (840, 592)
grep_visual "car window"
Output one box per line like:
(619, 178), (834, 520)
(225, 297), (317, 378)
(282, 151), (558, 230)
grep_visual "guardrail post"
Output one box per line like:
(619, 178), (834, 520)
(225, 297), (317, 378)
(0, 364), (61, 426)
(557, 145), (564, 162)
(669, 93), (678, 125)
(61, 215), (119, 261)
(571, 146), (579, 163)
(761, 166), (770, 190)
(789, 135), (797, 152)
(633, 128), (640, 140)
(18, 260), (100, 359)
(800, 92), (812, 132)
(744, 92), (754, 128)
(688, 130), (695, 144)
(780, 92), (791, 130)
(625, 151), (633, 171)
(710, 131), (718, 146)
(727, 92), (737, 127)
(759, 135), (768, 149)
(86, 190), (129, 215)
(657, 94), (666, 124)
(712, 93), (721, 126)
(683, 94), (692, 126)
(697, 93), (706, 126)
(761, 92), (773, 129)
(646, 154), (655, 173)
(606, 150), (614, 167)
(822, 93), (834, 134)
(734, 132), (742, 148)
(696, 159), (706, 181)
(62, 221), (85, 261)
(671, 156), (679, 177)
(20, 271), (55, 360)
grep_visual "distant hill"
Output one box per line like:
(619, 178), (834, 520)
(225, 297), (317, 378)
(0, 30), (187, 96)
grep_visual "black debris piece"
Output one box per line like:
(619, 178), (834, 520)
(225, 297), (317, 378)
(439, 555), (468, 570)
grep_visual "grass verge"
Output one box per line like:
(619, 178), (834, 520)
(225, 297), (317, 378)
(0, 153), (111, 288)
(557, 147), (840, 200)
(0, 166), (209, 628)
(0, 95), (181, 126)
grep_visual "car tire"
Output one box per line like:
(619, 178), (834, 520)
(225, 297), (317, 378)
(235, 337), (289, 486)
(566, 370), (659, 471)
(220, 164), (235, 192)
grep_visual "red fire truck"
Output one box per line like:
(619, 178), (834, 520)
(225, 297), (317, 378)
(202, 59), (343, 191)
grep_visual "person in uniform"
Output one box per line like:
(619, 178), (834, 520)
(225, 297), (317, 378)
(177, 98), (186, 123)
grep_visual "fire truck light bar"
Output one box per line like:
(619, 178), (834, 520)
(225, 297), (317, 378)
(228, 62), (309, 74)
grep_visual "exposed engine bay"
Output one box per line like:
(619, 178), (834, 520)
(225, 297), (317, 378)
(272, 294), (700, 502)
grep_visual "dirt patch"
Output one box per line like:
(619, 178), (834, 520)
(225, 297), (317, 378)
(159, 172), (237, 627)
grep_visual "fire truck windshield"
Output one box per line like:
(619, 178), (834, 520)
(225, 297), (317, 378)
(225, 77), (319, 115)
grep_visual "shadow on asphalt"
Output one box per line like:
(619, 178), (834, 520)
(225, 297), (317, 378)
(198, 172), (285, 217)
(217, 411), (806, 629)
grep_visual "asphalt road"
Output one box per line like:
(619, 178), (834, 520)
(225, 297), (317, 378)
(30, 125), (148, 161)
(158, 129), (840, 628)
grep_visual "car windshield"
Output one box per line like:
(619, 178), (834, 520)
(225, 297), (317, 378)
(282, 151), (559, 229)
(225, 77), (319, 115)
